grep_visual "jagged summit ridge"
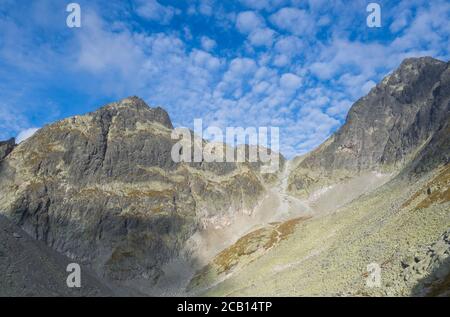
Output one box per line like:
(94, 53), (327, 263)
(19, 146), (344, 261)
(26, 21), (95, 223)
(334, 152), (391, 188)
(288, 57), (449, 197)
(89, 96), (174, 130)
(0, 94), (266, 292)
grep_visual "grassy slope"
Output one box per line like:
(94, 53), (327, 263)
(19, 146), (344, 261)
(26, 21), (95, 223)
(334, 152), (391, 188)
(192, 165), (450, 296)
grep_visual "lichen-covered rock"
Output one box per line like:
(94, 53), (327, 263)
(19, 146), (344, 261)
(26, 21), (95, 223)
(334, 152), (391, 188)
(289, 57), (450, 197)
(0, 97), (266, 289)
(397, 230), (450, 296)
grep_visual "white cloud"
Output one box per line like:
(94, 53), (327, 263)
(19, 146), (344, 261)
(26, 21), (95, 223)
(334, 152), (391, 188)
(198, 0), (214, 16)
(326, 99), (353, 118)
(361, 80), (376, 95)
(236, 12), (276, 48)
(240, 0), (270, 10)
(76, 13), (146, 76)
(272, 35), (303, 66)
(269, 7), (315, 35)
(228, 58), (258, 76)
(236, 11), (264, 34)
(201, 36), (217, 51)
(190, 49), (222, 71)
(76, 0), (450, 158)
(0, 102), (29, 140)
(4, 0), (449, 159)
(248, 28), (276, 47)
(280, 73), (302, 90)
(274, 36), (303, 55)
(309, 62), (334, 80)
(273, 54), (289, 67)
(240, 0), (288, 12)
(135, 0), (178, 25)
(16, 127), (39, 143)
(389, 9), (412, 33)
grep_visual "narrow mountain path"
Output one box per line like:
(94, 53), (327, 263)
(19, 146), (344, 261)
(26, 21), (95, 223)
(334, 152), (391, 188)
(267, 160), (314, 222)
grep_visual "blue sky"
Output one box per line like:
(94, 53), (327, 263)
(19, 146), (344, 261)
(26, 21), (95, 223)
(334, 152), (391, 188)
(0, 0), (449, 157)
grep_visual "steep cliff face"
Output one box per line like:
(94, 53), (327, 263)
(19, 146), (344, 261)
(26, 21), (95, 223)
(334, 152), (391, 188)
(0, 138), (15, 161)
(289, 57), (450, 197)
(404, 116), (450, 176)
(0, 97), (266, 287)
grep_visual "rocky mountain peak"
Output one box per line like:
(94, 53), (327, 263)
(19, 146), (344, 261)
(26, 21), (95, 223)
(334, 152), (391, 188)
(93, 96), (173, 130)
(374, 56), (447, 102)
(288, 57), (450, 197)
(398, 56), (445, 71)
(0, 95), (266, 289)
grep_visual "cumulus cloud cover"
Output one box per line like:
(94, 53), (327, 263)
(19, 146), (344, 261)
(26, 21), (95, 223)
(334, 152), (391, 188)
(0, 0), (449, 158)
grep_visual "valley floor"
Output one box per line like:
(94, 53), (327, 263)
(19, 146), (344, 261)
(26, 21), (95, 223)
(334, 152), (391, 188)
(188, 165), (450, 296)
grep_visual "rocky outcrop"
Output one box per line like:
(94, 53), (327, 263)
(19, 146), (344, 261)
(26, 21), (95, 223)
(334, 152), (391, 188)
(406, 115), (450, 176)
(0, 138), (15, 161)
(289, 57), (450, 197)
(399, 229), (450, 296)
(0, 97), (266, 289)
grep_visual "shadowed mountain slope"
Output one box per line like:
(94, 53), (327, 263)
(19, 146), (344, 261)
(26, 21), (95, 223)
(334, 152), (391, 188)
(289, 57), (450, 198)
(0, 215), (114, 296)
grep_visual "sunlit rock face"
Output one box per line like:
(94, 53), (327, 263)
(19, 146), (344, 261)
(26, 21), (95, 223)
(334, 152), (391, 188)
(0, 96), (266, 287)
(289, 57), (450, 197)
